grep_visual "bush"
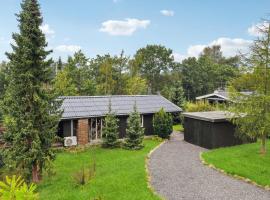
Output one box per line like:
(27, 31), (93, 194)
(184, 101), (216, 112)
(153, 108), (173, 139)
(73, 161), (96, 186)
(124, 104), (144, 150)
(0, 175), (38, 200)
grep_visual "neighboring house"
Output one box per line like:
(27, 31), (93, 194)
(58, 95), (181, 146)
(196, 90), (252, 103)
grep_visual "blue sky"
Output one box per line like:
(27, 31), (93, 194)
(0, 0), (269, 61)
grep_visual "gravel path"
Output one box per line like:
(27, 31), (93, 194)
(148, 132), (270, 200)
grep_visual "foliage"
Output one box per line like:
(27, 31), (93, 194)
(102, 101), (119, 148)
(134, 45), (174, 93)
(181, 45), (239, 100)
(229, 71), (256, 91)
(228, 19), (270, 154)
(73, 161), (96, 186)
(2, 0), (62, 182)
(124, 103), (144, 150)
(202, 139), (270, 187)
(125, 76), (147, 95)
(153, 108), (173, 139)
(0, 175), (38, 200)
(38, 139), (161, 200)
(170, 81), (186, 108)
(53, 69), (77, 96)
(184, 101), (216, 112)
(173, 124), (184, 132)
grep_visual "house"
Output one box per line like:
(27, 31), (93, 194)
(57, 95), (182, 146)
(196, 89), (252, 103)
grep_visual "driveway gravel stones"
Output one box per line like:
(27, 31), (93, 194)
(148, 132), (270, 200)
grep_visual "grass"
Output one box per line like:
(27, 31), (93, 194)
(173, 124), (184, 132)
(38, 138), (162, 200)
(202, 140), (270, 187)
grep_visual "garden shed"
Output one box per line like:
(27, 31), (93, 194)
(183, 111), (244, 149)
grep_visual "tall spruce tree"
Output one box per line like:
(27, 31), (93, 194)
(2, 0), (61, 182)
(102, 100), (119, 148)
(124, 103), (144, 150)
(171, 81), (186, 109)
(56, 57), (63, 73)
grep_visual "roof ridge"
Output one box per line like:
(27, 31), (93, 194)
(60, 95), (160, 99)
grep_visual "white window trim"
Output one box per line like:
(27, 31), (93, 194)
(71, 120), (74, 137)
(141, 115), (144, 127)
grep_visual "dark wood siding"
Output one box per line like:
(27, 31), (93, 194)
(58, 112), (172, 141)
(118, 116), (128, 138)
(143, 114), (154, 135)
(184, 117), (245, 149)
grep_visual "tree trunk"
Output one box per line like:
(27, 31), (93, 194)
(260, 134), (267, 155)
(32, 162), (41, 183)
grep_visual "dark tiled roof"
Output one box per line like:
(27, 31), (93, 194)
(60, 95), (182, 119)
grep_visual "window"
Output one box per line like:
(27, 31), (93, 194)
(141, 115), (144, 127)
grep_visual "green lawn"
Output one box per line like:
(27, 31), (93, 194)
(202, 140), (270, 187)
(38, 139), (162, 200)
(173, 124), (184, 132)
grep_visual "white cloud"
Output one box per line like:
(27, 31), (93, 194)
(248, 21), (269, 37)
(55, 45), (81, 53)
(39, 24), (55, 38)
(113, 0), (120, 3)
(172, 53), (187, 62)
(160, 10), (174, 17)
(99, 18), (150, 36)
(175, 37), (252, 62)
(188, 37), (251, 58)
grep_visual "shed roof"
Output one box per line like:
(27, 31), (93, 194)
(183, 111), (234, 122)
(60, 95), (182, 120)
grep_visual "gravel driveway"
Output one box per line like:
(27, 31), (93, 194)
(148, 132), (270, 200)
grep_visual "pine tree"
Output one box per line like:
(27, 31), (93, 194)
(124, 103), (144, 150)
(153, 108), (173, 139)
(2, 0), (61, 182)
(171, 81), (186, 109)
(102, 101), (119, 148)
(56, 57), (63, 73)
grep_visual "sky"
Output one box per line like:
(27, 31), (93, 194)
(0, 0), (269, 62)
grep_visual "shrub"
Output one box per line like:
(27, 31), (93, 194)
(102, 101), (119, 148)
(153, 108), (173, 139)
(184, 101), (216, 112)
(124, 104), (144, 150)
(73, 161), (96, 186)
(0, 175), (38, 200)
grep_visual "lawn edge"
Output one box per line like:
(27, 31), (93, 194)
(145, 140), (167, 200)
(199, 152), (270, 191)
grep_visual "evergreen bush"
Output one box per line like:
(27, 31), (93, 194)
(153, 108), (173, 139)
(124, 103), (144, 150)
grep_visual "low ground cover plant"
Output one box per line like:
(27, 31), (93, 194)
(0, 175), (38, 200)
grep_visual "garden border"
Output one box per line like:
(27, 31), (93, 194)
(200, 152), (270, 191)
